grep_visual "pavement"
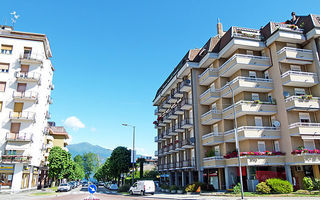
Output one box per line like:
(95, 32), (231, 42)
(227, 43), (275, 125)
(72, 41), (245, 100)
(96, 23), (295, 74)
(1, 186), (320, 200)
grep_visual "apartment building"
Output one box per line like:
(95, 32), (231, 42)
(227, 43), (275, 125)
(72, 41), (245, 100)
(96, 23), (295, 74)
(0, 25), (54, 192)
(153, 13), (320, 191)
(38, 121), (70, 188)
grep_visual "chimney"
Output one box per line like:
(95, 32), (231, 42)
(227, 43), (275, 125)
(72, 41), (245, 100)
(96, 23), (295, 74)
(217, 18), (223, 37)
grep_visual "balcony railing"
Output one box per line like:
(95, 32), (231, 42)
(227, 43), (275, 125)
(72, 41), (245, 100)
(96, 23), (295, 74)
(274, 23), (304, 33)
(181, 98), (192, 110)
(1, 155), (32, 163)
(9, 111), (35, 122)
(180, 80), (191, 92)
(277, 47), (313, 64)
(199, 68), (218, 86)
(20, 53), (44, 64)
(232, 27), (263, 40)
(6, 133), (33, 142)
(201, 109), (222, 125)
(13, 91), (38, 101)
(285, 96), (320, 111)
(16, 72), (41, 82)
(289, 122), (320, 129)
(281, 71), (318, 87)
(200, 88), (220, 105)
(224, 126), (281, 142)
(181, 118), (193, 128)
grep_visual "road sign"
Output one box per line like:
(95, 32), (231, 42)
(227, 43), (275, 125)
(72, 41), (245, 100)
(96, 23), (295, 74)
(88, 184), (97, 194)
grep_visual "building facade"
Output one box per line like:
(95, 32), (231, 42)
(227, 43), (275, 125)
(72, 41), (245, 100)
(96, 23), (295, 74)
(153, 13), (320, 191)
(0, 25), (54, 192)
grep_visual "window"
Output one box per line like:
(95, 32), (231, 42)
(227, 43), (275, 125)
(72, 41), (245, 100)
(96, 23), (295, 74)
(214, 146), (220, 156)
(0, 82), (6, 92)
(295, 88), (305, 96)
(212, 103), (217, 110)
(23, 47), (32, 59)
(304, 140), (315, 150)
(0, 63), (9, 73)
(210, 82), (215, 91)
(7, 150), (16, 155)
(299, 112), (310, 123)
(17, 83), (26, 92)
(0, 101), (2, 112)
(268, 93), (273, 103)
(291, 65), (301, 71)
(20, 65), (29, 73)
(255, 117), (263, 126)
(252, 93), (259, 101)
(213, 124), (219, 134)
(1, 45), (13, 54)
(258, 141), (266, 152)
(264, 71), (269, 79)
(274, 141), (280, 152)
(249, 71), (256, 78)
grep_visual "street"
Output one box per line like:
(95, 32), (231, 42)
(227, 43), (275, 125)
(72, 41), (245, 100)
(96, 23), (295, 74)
(1, 186), (320, 200)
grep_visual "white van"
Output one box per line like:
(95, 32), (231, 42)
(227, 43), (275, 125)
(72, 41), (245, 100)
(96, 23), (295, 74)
(129, 180), (155, 195)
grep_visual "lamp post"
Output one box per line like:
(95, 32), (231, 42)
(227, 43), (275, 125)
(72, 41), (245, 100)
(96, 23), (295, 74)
(226, 82), (244, 200)
(122, 123), (136, 185)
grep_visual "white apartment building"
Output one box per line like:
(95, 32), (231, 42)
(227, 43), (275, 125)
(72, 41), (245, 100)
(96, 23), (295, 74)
(0, 25), (54, 192)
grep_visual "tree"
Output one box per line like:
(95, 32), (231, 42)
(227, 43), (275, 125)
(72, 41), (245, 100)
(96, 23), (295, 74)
(73, 162), (85, 180)
(94, 158), (113, 182)
(82, 152), (99, 180)
(137, 158), (146, 179)
(144, 168), (160, 180)
(74, 155), (83, 165)
(108, 146), (131, 183)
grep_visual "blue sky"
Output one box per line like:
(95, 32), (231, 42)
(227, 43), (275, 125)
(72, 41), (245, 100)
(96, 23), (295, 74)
(1, 0), (318, 156)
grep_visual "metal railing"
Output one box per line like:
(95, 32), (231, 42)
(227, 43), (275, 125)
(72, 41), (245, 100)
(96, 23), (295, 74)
(9, 111), (35, 120)
(13, 91), (38, 99)
(224, 126), (279, 135)
(6, 132), (33, 141)
(285, 95), (320, 102)
(232, 27), (263, 40)
(219, 54), (270, 71)
(277, 47), (313, 55)
(203, 156), (224, 161)
(289, 122), (320, 129)
(201, 109), (222, 118)
(281, 70), (318, 78)
(20, 52), (45, 61)
(16, 72), (41, 80)
(223, 100), (274, 113)
(202, 132), (224, 140)
(1, 155), (32, 163)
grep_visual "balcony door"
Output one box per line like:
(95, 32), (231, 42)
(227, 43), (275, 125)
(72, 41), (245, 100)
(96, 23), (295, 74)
(17, 83), (27, 93)
(23, 47), (32, 59)
(299, 113), (310, 123)
(21, 65), (29, 73)
(14, 103), (24, 116)
(10, 123), (21, 133)
(304, 139), (315, 150)
(255, 117), (263, 126)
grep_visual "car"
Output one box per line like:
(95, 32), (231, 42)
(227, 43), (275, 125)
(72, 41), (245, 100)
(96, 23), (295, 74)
(129, 180), (155, 195)
(82, 181), (88, 187)
(104, 182), (111, 189)
(99, 181), (104, 186)
(57, 183), (71, 192)
(109, 183), (118, 191)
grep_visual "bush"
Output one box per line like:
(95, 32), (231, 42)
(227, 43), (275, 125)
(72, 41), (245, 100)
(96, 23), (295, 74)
(118, 184), (130, 192)
(295, 189), (310, 194)
(170, 185), (178, 191)
(303, 177), (314, 191)
(233, 183), (241, 194)
(314, 179), (320, 190)
(256, 182), (271, 194)
(266, 178), (293, 194)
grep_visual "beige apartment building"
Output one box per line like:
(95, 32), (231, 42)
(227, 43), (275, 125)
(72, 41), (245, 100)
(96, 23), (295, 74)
(153, 13), (320, 191)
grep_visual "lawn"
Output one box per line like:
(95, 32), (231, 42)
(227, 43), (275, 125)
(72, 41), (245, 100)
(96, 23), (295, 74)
(206, 191), (320, 197)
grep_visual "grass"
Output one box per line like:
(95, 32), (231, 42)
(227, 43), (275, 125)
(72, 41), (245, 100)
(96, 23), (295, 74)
(48, 186), (57, 192)
(218, 191), (320, 197)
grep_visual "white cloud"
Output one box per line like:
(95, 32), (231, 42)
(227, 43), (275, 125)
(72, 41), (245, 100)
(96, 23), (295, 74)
(135, 147), (152, 157)
(63, 116), (85, 131)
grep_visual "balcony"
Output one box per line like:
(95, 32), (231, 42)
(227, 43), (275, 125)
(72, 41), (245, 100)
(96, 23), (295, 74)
(277, 47), (313, 65)
(200, 88), (220, 105)
(281, 71), (318, 87)
(163, 130), (170, 139)
(290, 154), (320, 165)
(289, 123), (320, 138)
(168, 109), (178, 119)
(182, 160), (195, 168)
(1, 155), (32, 164)
(181, 118), (193, 129)
(162, 99), (171, 108)
(163, 146), (169, 154)
(20, 53), (44, 65)
(46, 135), (54, 141)
(173, 88), (183, 98)
(220, 77), (273, 98)
(13, 91), (38, 102)
(199, 68), (218, 86)
(9, 111), (35, 122)
(200, 109), (222, 125)
(202, 132), (224, 146)
(168, 127), (178, 136)
(224, 126), (281, 142)
(223, 101), (277, 119)
(225, 155), (285, 166)
(158, 119), (166, 127)
(46, 142), (53, 149)
(180, 80), (191, 92)
(181, 98), (192, 110)
(154, 108), (160, 115)
(158, 106), (166, 112)
(203, 156), (225, 168)
(285, 96), (320, 111)
(167, 95), (177, 104)
(175, 141), (182, 150)
(6, 133), (33, 142)
(173, 105), (184, 115)
(154, 151), (158, 157)
(182, 137), (194, 148)
(174, 123), (184, 132)
(169, 144), (177, 153)
(163, 113), (171, 123)
(219, 54), (271, 77)
(16, 72), (41, 83)
(154, 136), (158, 142)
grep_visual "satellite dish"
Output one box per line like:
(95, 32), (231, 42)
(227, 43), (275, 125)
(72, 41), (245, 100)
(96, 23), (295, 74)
(273, 120), (281, 127)
(283, 91), (290, 98)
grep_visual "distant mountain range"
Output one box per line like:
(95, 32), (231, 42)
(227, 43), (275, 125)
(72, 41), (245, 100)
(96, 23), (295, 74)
(67, 142), (113, 164)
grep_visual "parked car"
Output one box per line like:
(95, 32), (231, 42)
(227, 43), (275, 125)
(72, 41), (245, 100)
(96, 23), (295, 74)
(109, 183), (118, 191)
(82, 181), (88, 187)
(129, 180), (155, 195)
(99, 181), (104, 186)
(104, 182), (111, 189)
(57, 183), (71, 192)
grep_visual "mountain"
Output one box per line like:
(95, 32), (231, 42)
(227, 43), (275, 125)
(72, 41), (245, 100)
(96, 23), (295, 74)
(67, 142), (113, 164)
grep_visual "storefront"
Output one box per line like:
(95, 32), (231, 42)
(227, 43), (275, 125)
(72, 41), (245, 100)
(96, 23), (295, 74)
(203, 168), (225, 190)
(291, 165), (320, 190)
(0, 164), (14, 189)
(32, 168), (39, 188)
(21, 166), (30, 189)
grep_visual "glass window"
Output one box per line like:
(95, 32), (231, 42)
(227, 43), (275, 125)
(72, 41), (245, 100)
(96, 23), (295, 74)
(0, 63), (9, 73)
(249, 71), (256, 78)
(274, 141), (280, 152)
(264, 71), (269, 79)
(304, 140), (315, 150)
(214, 146), (220, 156)
(0, 82), (6, 92)
(252, 93), (259, 101)
(258, 141), (266, 152)
(255, 117), (263, 126)
(299, 112), (310, 123)
(247, 50), (254, 55)
(294, 88), (305, 96)
(1, 45), (13, 54)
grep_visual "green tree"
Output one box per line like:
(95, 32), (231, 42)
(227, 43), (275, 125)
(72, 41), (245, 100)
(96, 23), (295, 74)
(109, 146), (131, 182)
(137, 158), (146, 179)
(143, 168), (160, 180)
(74, 162), (85, 180)
(74, 155), (83, 165)
(82, 152), (99, 180)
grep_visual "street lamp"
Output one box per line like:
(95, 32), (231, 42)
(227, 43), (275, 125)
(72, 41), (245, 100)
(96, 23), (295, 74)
(226, 82), (244, 200)
(122, 123), (136, 185)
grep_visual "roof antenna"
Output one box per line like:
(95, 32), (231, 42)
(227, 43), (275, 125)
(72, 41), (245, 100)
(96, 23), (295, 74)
(10, 11), (20, 28)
